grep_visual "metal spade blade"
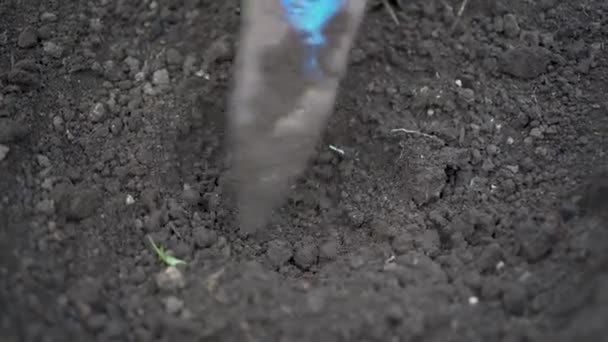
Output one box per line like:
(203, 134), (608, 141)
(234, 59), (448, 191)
(228, 0), (367, 235)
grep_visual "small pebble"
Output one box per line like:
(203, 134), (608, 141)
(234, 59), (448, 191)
(496, 261), (505, 271)
(192, 226), (217, 248)
(88, 102), (107, 123)
(125, 194), (135, 205)
(40, 12), (58, 22)
(0, 144), (9, 161)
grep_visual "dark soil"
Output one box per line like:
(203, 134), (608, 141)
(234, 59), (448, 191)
(1, 0), (607, 341)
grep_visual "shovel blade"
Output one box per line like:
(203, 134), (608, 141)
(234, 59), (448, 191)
(228, 0), (367, 235)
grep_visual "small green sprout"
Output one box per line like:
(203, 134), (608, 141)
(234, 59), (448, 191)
(147, 236), (186, 267)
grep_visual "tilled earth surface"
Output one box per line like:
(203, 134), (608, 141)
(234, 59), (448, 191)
(1, 0), (607, 341)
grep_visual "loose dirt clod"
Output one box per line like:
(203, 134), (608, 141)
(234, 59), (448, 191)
(163, 296), (184, 315)
(0, 144), (9, 161)
(153, 69), (170, 87)
(155, 266), (186, 291)
(192, 226), (217, 249)
(266, 239), (293, 268)
(42, 42), (64, 58)
(88, 102), (107, 123)
(17, 26), (38, 48)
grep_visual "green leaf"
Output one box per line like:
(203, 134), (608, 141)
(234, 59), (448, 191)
(164, 255), (187, 266)
(148, 236), (187, 266)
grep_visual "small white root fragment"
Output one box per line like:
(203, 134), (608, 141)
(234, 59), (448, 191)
(328, 144), (345, 155)
(391, 128), (445, 145)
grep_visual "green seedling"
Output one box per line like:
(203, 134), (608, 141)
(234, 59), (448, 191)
(147, 236), (186, 267)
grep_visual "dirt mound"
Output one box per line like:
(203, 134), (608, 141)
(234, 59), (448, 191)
(1, 0), (607, 341)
